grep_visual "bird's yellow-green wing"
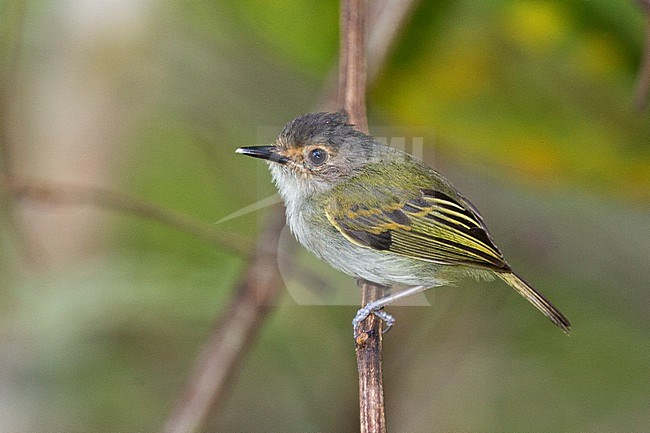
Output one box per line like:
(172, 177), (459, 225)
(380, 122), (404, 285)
(325, 168), (509, 271)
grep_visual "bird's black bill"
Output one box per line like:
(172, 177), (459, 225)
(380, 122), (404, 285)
(236, 146), (289, 165)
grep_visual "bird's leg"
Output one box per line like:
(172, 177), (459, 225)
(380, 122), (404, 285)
(353, 285), (430, 335)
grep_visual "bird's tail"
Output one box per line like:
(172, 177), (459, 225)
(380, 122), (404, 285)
(497, 272), (571, 334)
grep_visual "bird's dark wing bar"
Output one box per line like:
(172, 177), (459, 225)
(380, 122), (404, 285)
(326, 188), (509, 271)
(325, 199), (409, 251)
(393, 189), (508, 269)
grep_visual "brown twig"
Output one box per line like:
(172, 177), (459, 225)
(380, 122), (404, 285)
(322, 0), (421, 111)
(340, 1), (388, 432)
(634, 0), (650, 111)
(354, 279), (388, 433)
(340, 0), (369, 132)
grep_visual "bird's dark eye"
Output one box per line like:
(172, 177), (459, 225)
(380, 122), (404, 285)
(307, 148), (328, 166)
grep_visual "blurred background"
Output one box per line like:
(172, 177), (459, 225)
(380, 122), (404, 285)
(1, 1), (648, 432)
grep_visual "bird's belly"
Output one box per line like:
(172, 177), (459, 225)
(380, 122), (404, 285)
(289, 208), (447, 287)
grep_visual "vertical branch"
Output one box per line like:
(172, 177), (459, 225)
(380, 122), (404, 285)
(355, 279), (388, 433)
(340, 0), (368, 132)
(340, 1), (387, 432)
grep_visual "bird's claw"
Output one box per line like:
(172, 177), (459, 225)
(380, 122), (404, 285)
(352, 301), (395, 336)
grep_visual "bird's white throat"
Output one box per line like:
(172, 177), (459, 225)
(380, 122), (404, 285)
(268, 162), (333, 205)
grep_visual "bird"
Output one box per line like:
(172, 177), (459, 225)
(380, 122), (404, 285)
(236, 112), (571, 335)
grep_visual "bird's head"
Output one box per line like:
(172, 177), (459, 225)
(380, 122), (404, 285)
(237, 112), (378, 197)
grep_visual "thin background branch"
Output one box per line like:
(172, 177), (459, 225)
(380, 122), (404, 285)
(3, 176), (251, 256)
(367, 0), (419, 84)
(162, 209), (287, 433)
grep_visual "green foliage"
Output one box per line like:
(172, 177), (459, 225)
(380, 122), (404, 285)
(373, 0), (650, 201)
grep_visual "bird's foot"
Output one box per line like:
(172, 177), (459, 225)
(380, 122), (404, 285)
(352, 301), (395, 337)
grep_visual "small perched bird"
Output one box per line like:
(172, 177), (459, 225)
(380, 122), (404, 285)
(237, 112), (570, 334)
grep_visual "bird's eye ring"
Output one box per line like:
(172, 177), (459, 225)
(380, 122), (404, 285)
(307, 148), (328, 166)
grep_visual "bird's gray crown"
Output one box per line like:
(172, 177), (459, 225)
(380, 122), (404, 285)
(277, 111), (366, 150)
